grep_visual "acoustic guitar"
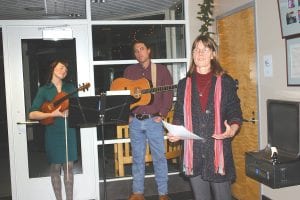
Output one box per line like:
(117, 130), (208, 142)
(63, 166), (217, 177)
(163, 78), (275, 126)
(40, 82), (90, 125)
(110, 77), (177, 109)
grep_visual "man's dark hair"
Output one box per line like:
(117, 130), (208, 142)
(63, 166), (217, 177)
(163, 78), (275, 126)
(131, 40), (152, 58)
(131, 40), (151, 51)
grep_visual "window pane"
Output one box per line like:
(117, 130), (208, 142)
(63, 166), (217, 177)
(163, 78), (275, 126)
(98, 136), (181, 179)
(94, 61), (186, 178)
(91, 0), (184, 20)
(22, 39), (83, 178)
(94, 63), (186, 95)
(92, 25), (186, 60)
(0, 0), (86, 20)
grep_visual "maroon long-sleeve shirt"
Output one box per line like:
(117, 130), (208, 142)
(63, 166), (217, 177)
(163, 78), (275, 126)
(123, 62), (173, 117)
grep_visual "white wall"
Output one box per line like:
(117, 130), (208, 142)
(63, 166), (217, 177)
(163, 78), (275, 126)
(187, 0), (202, 46)
(188, 0), (253, 44)
(209, 0), (300, 199)
(215, 0), (252, 16)
(257, 1), (300, 199)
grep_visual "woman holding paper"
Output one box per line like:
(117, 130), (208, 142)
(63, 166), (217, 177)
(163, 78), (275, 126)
(168, 35), (242, 200)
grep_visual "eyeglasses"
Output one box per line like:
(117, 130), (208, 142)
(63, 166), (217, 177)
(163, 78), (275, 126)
(193, 47), (211, 54)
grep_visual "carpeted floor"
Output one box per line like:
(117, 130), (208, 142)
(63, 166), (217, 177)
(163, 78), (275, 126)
(0, 192), (193, 200)
(0, 197), (11, 200)
(146, 191), (194, 200)
(119, 191), (194, 200)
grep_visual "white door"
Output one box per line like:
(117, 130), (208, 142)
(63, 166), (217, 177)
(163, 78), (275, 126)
(4, 25), (99, 200)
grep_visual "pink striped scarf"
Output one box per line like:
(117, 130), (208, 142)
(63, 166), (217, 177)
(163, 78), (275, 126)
(214, 76), (224, 175)
(183, 77), (193, 175)
(183, 76), (224, 176)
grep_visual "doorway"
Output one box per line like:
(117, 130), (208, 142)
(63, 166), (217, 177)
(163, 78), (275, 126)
(217, 5), (259, 200)
(22, 39), (83, 178)
(5, 25), (98, 200)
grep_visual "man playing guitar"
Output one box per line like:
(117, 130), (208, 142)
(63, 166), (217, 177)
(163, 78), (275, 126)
(125, 40), (173, 200)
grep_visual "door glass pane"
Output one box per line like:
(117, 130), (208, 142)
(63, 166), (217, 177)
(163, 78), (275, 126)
(92, 24), (186, 60)
(94, 63), (186, 96)
(22, 39), (82, 178)
(91, 0), (184, 20)
(98, 137), (182, 179)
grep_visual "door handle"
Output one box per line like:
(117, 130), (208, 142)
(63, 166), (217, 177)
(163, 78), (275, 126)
(16, 121), (39, 125)
(243, 118), (258, 124)
(243, 111), (258, 124)
(16, 121), (39, 134)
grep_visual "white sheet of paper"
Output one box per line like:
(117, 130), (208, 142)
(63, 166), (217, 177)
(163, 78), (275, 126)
(162, 121), (204, 140)
(106, 90), (130, 96)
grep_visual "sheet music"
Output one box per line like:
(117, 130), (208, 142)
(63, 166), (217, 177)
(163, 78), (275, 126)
(162, 121), (204, 140)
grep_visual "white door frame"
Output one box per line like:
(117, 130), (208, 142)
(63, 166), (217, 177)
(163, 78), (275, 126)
(3, 24), (99, 200)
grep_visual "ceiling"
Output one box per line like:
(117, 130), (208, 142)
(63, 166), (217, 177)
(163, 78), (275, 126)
(0, 0), (182, 20)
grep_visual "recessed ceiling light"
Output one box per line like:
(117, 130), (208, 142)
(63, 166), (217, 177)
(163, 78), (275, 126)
(69, 13), (82, 18)
(91, 0), (106, 3)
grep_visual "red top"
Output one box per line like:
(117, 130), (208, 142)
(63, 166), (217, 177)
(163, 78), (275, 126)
(195, 71), (213, 112)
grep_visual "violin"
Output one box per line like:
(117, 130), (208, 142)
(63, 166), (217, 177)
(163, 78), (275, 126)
(40, 83), (90, 125)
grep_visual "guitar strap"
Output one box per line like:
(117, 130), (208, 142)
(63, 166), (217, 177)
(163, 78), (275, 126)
(151, 63), (157, 87)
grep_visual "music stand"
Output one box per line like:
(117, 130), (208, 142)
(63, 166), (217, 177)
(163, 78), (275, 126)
(68, 94), (131, 200)
(68, 94), (131, 128)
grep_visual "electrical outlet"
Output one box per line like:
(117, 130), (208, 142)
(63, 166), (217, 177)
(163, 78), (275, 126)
(264, 54), (273, 77)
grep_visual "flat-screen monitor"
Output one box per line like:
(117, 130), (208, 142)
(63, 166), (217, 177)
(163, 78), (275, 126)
(267, 99), (300, 158)
(68, 95), (131, 127)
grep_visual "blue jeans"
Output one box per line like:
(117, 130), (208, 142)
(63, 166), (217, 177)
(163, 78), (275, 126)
(129, 117), (168, 195)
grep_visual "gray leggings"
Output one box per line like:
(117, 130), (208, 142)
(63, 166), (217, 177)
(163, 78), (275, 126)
(50, 162), (74, 200)
(190, 175), (232, 200)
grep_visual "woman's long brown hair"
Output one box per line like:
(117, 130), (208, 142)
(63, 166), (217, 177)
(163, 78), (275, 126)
(46, 59), (69, 83)
(187, 35), (225, 77)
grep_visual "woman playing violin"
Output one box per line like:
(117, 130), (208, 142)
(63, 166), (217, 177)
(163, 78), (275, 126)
(28, 59), (77, 200)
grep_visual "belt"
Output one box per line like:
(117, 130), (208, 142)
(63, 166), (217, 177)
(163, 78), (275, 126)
(132, 113), (160, 120)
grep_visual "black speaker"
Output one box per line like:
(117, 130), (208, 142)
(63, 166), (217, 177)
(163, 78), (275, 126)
(245, 99), (300, 188)
(245, 151), (300, 188)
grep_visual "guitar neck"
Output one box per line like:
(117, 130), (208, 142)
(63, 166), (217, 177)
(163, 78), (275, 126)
(142, 85), (177, 94)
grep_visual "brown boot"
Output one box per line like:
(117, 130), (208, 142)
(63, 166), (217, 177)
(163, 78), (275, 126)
(159, 195), (170, 200)
(128, 193), (145, 200)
